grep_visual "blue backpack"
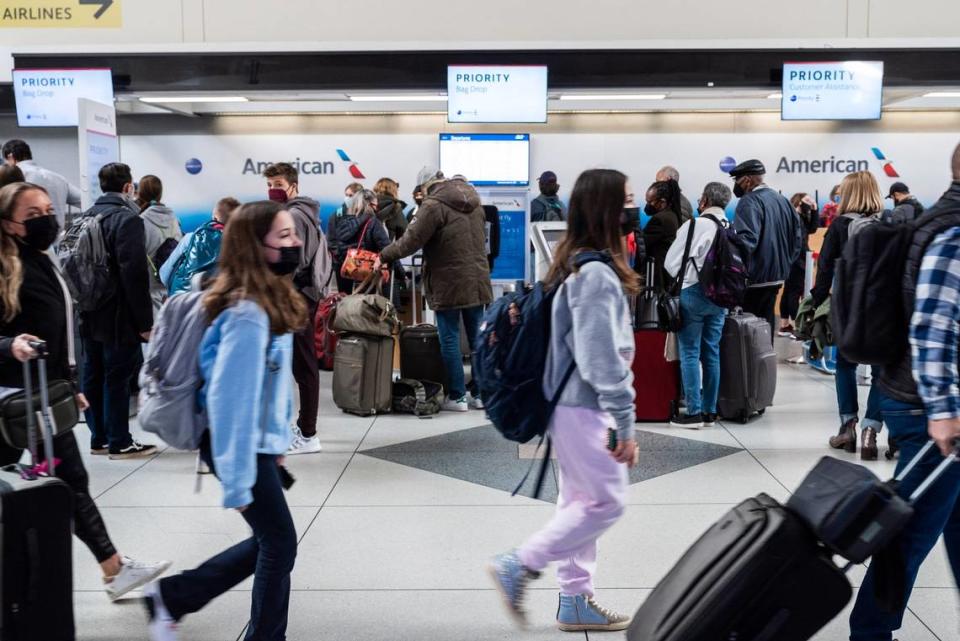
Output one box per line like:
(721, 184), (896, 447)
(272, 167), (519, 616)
(168, 221), (224, 296)
(474, 251), (613, 496)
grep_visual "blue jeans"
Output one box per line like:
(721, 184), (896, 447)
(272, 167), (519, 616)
(677, 284), (727, 415)
(835, 355), (884, 431)
(81, 337), (140, 451)
(849, 392), (960, 641)
(435, 306), (484, 399)
(160, 450), (297, 641)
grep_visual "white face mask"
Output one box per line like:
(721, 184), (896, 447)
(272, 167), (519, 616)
(344, 195), (352, 206)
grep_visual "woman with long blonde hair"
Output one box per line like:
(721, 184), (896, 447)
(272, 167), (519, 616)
(0, 182), (171, 603)
(810, 170), (886, 459)
(143, 200), (306, 640)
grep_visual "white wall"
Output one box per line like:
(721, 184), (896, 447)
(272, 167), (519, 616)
(3, 0), (960, 47)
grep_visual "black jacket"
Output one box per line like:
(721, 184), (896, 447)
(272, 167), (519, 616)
(878, 181), (960, 405)
(0, 245), (72, 387)
(811, 214), (856, 307)
(78, 193), (153, 346)
(733, 186), (804, 286)
(334, 212), (390, 258)
(643, 208), (682, 289)
(885, 196), (925, 225)
(376, 195), (409, 241)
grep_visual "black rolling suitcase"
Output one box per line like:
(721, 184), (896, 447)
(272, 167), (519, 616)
(0, 350), (75, 641)
(399, 324), (447, 394)
(717, 308), (777, 423)
(627, 494), (851, 641)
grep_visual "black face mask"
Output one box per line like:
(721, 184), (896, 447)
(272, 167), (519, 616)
(799, 203), (814, 216)
(620, 207), (640, 235)
(643, 203), (659, 218)
(733, 182), (746, 199)
(13, 215), (60, 251)
(264, 245), (301, 276)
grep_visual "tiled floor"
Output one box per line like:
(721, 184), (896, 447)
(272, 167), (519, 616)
(72, 339), (958, 640)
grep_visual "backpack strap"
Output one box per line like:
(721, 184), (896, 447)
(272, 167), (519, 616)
(46, 255), (76, 373)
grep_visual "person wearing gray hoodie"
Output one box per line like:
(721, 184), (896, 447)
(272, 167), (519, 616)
(137, 175), (182, 316)
(488, 169), (639, 633)
(263, 163), (332, 457)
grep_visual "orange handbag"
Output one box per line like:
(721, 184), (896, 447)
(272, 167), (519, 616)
(340, 219), (380, 282)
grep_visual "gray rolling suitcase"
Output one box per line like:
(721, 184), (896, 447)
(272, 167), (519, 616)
(332, 334), (394, 416)
(718, 309), (777, 423)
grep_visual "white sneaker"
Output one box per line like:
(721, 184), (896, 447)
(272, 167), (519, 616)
(442, 396), (469, 412)
(106, 556), (172, 602)
(287, 433), (322, 455)
(144, 582), (178, 641)
(467, 393), (485, 410)
(195, 453), (211, 475)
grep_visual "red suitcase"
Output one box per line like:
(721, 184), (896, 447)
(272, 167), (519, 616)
(632, 260), (680, 421)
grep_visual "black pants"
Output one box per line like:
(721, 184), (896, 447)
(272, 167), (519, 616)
(292, 298), (320, 438)
(81, 337), (140, 451)
(0, 431), (116, 563)
(779, 262), (805, 323)
(160, 449), (297, 641)
(743, 285), (780, 344)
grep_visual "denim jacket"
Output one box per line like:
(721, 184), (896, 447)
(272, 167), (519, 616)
(199, 300), (293, 508)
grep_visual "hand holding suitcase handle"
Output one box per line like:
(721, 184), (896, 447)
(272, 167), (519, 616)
(894, 438), (960, 504)
(20, 340), (59, 476)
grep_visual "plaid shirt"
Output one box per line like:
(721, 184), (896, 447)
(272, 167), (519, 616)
(911, 227), (960, 420)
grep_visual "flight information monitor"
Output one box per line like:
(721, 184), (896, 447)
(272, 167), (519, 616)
(439, 133), (530, 186)
(13, 68), (114, 127)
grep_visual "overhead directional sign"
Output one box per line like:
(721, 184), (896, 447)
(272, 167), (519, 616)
(0, 0), (121, 28)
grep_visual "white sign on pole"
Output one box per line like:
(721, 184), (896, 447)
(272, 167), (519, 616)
(448, 65), (547, 123)
(77, 98), (119, 210)
(781, 61), (884, 121)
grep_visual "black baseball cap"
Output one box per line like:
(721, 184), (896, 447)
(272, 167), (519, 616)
(886, 182), (909, 198)
(538, 171), (558, 184)
(728, 159), (766, 178)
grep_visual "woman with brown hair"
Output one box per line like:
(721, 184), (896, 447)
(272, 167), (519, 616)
(811, 171), (886, 459)
(778, 192), (820, 336)
(489, 169), (639, 633)
(373, 176), (408, 241)
(143, 200), (306, 641)
(136, 174), (182, 314)
(0, 182), (171, 602)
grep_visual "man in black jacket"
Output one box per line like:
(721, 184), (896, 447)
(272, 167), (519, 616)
(729, 159), (803, 341)
(885, 181), (925, 224)
(80, 163), (157, 459)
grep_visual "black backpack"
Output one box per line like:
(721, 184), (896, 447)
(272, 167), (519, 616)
(832, 210), (960, 365)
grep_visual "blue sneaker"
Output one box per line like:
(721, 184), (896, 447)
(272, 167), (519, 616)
(556, 594), (632, 632)
(487, 551), (541, 627)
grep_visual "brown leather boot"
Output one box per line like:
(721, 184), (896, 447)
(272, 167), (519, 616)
(829, 418), (858, 453)
(860, 427), (878, 461)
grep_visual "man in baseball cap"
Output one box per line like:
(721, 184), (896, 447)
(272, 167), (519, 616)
(532, 171), (566, 222)
(885, 181), (925, 224)
(728, 158), (804, 341)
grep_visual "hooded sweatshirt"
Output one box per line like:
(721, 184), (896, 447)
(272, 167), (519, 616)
(380, 179), (493, 310)
(285, 196), (331, 302)
(141, 203), (183, 314)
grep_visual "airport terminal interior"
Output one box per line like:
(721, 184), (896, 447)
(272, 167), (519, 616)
(2, 2), (960, 640)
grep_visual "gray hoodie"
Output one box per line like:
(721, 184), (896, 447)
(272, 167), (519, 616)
(543, 261), (636, 441)
(286, 196), (331, 302)
(140, 203), (183, 314)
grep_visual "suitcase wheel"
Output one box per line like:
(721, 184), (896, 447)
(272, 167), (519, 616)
(738, 409), (750, 424)
(757, 408), (766, 416)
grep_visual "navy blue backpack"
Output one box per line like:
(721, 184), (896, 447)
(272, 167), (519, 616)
(474, 251), (613, 496)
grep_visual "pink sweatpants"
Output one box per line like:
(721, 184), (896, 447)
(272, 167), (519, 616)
(517, 405), (629, 596)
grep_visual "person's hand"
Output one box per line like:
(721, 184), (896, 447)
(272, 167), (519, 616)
(277, 456), (286, 467)
(11, 334), (40, 362)
(928, 418), (960, 457)
(611, 438), (639, 468)
(373, 255), (382, 271)
(75, 393), (90, 412)
(139, 330), (152, 342)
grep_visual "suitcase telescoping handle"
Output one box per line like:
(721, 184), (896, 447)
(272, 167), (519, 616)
(21, 340), (58, 475)
(894, 439), (960, 504)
